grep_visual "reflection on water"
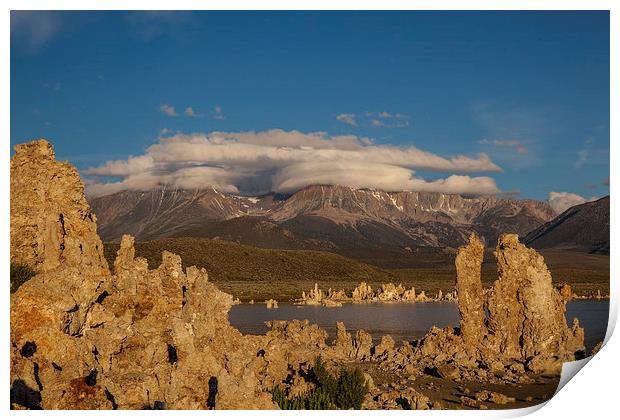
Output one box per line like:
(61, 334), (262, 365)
(229, 300), (608, 353)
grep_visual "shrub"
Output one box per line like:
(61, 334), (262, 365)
(271, 356), (369, 410)
(335, 366), (368, 409)
(271, 385), (334, 410)
(10, 262), (36, 294)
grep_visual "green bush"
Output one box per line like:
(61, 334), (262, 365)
(334, 366), (368, 409)
(271, 356), (369, 410)
(10, 262), (36, 294)
(271, 385), (334, 410)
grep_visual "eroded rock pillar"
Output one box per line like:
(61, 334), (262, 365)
(455, 233), (487, 347)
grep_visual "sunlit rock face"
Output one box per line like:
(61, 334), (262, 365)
(455, 233), (486, 348)
(371, 234), (586, 384)
(486, 234), (585, 372)
(10, 140), (331, 410)
(10, 140), (109, 276)
(450, 233), (584, 374)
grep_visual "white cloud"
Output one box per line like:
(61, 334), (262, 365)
(159, 104), (178, 117)
(336, 113), (358, 126)
(87, 155), (155, 177)
(85, 166), (241, 197)
(184, 107), (203, 118)
(548, 191), (593, 214)
(84, 129), (503, 197)
(273, 162), (500, 195)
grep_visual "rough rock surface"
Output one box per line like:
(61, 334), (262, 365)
(9, 141), (325, 410)
(300, 283), (345, 306)
(486, 234), (584, 372)
(10, 140), (109, 275)
(332, 322), (355, 358)
(403, 234), (585, 378)
(10, 232), (284, 409)
(353, 330), (374, 361)
(373, 335), (396, 361)
(352, 282), (374, 301)
(298, 281), (455, 305)
(265, 298), (278, 309)
(455, 233), (486, 347)
(358, 233), (586, 391)
(557, 283), (573, 300)
(377, 284), (405, 301)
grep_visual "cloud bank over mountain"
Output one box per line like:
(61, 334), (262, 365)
(84, 129), (503, 197)
(547, 191), (596, 214)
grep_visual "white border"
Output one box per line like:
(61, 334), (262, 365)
(2, 2), (616, 419)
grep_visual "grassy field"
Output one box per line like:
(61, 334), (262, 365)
(104, 237), (399, 300)
(104, 238), (609, 301)
(390, 249), (610, 297)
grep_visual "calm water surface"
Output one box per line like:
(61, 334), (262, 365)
(229, 300), (608, 353)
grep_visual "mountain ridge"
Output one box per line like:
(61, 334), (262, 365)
(89, 184), (556, 249)
(524, 195), (609, 254)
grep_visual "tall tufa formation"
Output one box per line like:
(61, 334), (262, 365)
(10, 140), (108, 275)
(486, 234), (584, 371)
(454, 233), (585, 373)
(455, 233), (487, 347)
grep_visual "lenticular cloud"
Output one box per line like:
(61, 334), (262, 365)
(84, 129), (503, 197)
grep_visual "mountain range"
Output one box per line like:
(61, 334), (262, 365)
(524, 195), (610, 254)
(89, 184), (557, 252)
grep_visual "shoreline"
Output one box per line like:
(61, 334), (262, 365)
(229, 299), (609, 354)
(233, 296), (611, 305)
(228, 288), (611, 305)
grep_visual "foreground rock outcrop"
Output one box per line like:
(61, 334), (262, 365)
(10, 140), (109, 276)
(363, 233), (585, 383)
(10, 141), (327, 409)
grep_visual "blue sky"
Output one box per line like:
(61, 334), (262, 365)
(10, 11), (609, 205)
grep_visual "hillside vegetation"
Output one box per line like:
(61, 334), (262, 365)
(104, 237), (399, 300)
(104, 237), (609, 300)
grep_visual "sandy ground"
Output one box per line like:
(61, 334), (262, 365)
(349, 360), (560, 410)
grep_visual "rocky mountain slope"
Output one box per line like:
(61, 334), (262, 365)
(89, 187), (276, 241)
(89, 185), (555, 249)
(524, 196), (610, 254)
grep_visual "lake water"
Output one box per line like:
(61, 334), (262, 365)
(229, 300), (609, 354)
